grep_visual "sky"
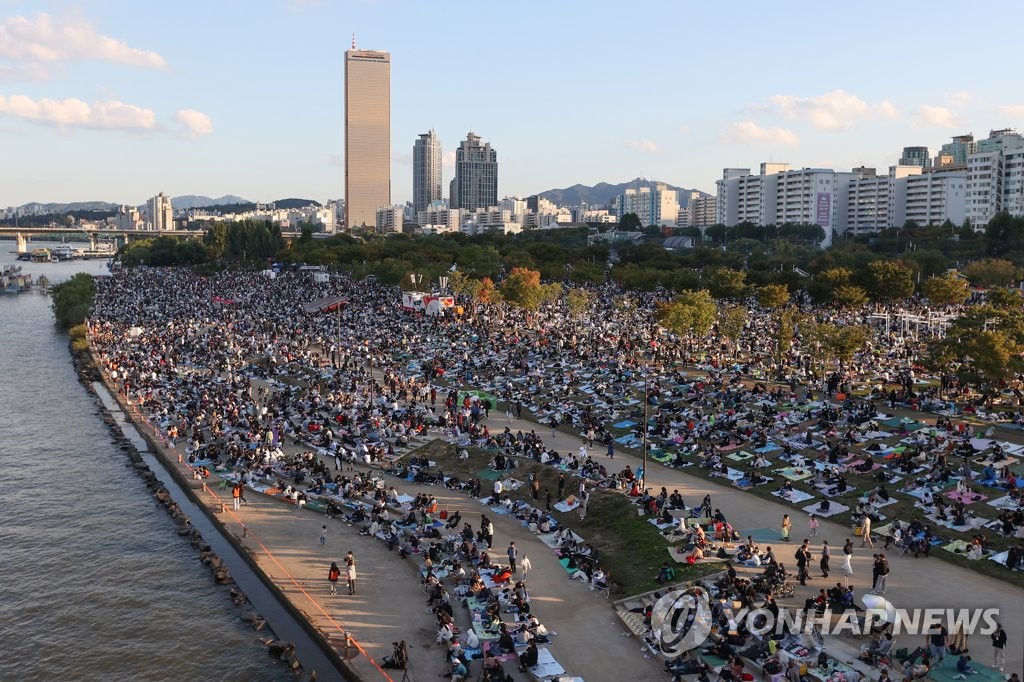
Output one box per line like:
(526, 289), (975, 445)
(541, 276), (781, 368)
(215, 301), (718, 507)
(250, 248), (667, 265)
(3, 0), (1024, 207)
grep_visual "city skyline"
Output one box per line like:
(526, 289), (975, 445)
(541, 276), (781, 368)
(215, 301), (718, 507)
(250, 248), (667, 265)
(4, 1), (1024, 206)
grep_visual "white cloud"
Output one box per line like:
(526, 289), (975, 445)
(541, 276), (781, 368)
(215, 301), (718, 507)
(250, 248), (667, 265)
(174, 109), (213, 136)
(0, 13), (166, 71)
(0, 62), (48, 81)
(442, 151), (456, 168)
(626, 139), (659, 153)
(877, 100), (899, 119)
(766, 89), (871, 131)
(719, 121), (799, 147)
(947, 91), (972, 107)
(0, 94), (157, 130)
(677, 124), (691, 134)
(913, 105), (964, 129)
(998, 104), (1024, 117)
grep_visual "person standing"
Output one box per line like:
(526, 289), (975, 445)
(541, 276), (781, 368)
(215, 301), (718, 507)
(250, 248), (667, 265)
(861, 516), (874, 548)
(507, 542), (517, 573)
(606, 441), (615, 459)
(521, 554), (532, 580)
(328, 561), (340, 596)
(991, 623), (1007, 672)
(345, 551), (357, 595)
(506, 401), (514, 422)
(232, 482), (243, 511)
(795, 540), (811, 585)
(483, 517), (494, 549)
(320, 525), (328, 546)
(820, 540), (831, 578)
(578, 491), (589, 522)
(808, 514), (820, 537)
(873, 553), (889, 595)
(841, 539), (854, 577)
(927, 622), (948, 664)
(531, 477), (540, 500)
(557, 473), (566, 500)
(781, 514), (792, 542)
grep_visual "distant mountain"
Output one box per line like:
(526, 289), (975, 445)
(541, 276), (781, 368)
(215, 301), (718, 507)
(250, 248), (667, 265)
(15, 201), (119, 214)
(171, 195), (251, 209)
(537, 178), (709, 208)
(273, 198), (322, 209)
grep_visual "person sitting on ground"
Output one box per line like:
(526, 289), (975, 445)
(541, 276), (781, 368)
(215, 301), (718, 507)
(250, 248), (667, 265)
(517, 639), (539, 672)
(955, 654), (977, 677)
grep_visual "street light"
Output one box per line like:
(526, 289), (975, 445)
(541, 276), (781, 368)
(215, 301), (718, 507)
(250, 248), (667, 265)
(642, 365), (648, 491)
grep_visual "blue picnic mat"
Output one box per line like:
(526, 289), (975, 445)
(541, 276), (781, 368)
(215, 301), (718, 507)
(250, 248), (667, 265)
(613, 420), (637, 429)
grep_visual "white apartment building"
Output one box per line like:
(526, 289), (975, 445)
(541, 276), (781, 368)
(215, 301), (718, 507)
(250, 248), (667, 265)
(417, 202), (462, 232)
(147, 192), (173, 231)
(892, 168), (967, 227)
(966, 129), (1024, 228)
(616, 184), (679, 227)
(846, 169), (893, 235)
(115, 205), (143, 231)
(580, 208), (615, 223)
(375, 205), (404, 233)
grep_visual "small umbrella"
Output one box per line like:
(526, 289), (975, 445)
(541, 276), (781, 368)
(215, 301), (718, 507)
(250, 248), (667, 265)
(860, 594), (898, 623)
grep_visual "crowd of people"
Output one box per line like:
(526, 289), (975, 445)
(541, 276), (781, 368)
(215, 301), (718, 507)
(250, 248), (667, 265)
(86, 266), (1023, 680)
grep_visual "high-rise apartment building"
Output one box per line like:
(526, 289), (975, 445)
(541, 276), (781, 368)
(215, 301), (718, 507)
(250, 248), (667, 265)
(967, 129), (1024, 228)
(899, 146), (932, 168)
(413, 130), (442, 214)
(147, 192), (173, 231)
(936, 134), (976, 168)
(452, 132), (497, 210)
(616, 184), (679, 227)
(344, 48), (391, 229)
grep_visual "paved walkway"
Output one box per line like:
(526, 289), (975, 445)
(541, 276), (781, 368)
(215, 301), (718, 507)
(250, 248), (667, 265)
(122, 379), (1024, 681)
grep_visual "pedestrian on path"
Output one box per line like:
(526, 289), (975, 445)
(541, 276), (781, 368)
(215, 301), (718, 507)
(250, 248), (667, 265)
(795, 539), (811, 585)
(841, 539), (854, 577)
(991, 623), (1007, 671)
(482, 517), (494, 548)
(531, 477), (540, 500)
(328, 561), (340, 595)
(345, 551), (357, 595)
(872, 553), (889, 594)
(808, 514), (819, 537)
(320, 525), (327, 546)
(606, 442), (614, 459)
(781, 514), (792, 542)
(820, 540), (830, 577)
(232, 482), (243, 511)
(578, 491), (589, 522)
(557, 473), (566, 500)
(521, 554), (532, 580)
(506, 402), (514, 422)
(507, 542), (517, 573)
(861, 516), (874, 548)
(545, 490), (553, 511)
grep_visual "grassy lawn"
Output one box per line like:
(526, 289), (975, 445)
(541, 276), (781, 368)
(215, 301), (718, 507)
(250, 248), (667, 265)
(410, 439), (723, 597)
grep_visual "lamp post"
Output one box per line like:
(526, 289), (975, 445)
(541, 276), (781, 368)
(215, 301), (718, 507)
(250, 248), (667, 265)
(642, 365), (648, 491)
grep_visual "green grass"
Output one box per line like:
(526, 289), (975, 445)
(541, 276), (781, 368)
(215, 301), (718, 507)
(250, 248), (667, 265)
(411, 439), (723, 596)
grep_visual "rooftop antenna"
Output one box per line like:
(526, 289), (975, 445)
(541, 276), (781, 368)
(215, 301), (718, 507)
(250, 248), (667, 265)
(352, 34), (356, 49)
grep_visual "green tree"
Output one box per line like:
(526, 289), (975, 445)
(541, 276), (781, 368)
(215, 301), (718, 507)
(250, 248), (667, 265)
(927, 305), (1024, 402)
(832, 284), (868, 308)
(717, 305), (748, 352)
(987, 287), (1023, 311)
(619, 212), (643, 231)
(963, 258), (1020, 288)
(566, 287), (595, 319)
(655, 289), (717, 338)
(755, 283), (790, 310)
(773, 308), (797, 366)
(704, 266), (748, 300)
(50, 273), (95, 330)
(922, 273), (969, 307)
(863, 260), (914, 302)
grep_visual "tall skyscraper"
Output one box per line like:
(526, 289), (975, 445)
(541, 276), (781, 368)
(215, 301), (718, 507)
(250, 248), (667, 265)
(413, 130), (442, 213)
(452, 132), (498, 210)
(344, 47), (391, 229)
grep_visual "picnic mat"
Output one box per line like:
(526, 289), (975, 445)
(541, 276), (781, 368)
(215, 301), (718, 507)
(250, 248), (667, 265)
(739, 528), (780, 542)
(775, 467), (814, 481)
(528, 648), (565, 678)
(612, 420), (636, 429)
(802, 501), (849, 518)
(553, 500), (580, 513)
(476, 469), (502, 481)
(771, 489), (815, 504)
(944, 490), (989, 504)
(726, 451), (754, 462)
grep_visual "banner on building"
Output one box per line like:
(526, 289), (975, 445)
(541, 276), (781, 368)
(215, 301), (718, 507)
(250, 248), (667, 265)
(815, 193), (831, 227)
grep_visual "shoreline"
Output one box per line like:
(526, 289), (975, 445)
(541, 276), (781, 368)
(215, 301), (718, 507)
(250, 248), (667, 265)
(73, 341), (350, 681)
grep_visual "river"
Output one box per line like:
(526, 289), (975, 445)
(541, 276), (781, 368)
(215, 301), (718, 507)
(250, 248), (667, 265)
(0, 245), (286, 681)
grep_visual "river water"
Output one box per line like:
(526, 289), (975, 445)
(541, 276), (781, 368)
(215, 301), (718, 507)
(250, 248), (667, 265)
(0, 245), (285, 681)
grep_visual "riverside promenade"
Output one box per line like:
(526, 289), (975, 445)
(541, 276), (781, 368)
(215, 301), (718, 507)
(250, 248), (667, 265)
(102, 358), (1024, 682)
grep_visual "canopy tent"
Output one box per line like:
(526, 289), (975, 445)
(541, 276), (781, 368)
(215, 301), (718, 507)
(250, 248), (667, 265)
(303, 296), (348, 314)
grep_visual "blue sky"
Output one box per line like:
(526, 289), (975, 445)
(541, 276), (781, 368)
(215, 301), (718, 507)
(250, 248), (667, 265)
(3, 0), (1024, 207)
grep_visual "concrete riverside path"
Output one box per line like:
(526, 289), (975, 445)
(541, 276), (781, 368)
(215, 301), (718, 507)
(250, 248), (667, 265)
(120, 370), (1024, 681)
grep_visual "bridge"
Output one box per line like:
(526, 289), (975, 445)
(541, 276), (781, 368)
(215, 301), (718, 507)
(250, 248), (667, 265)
(0, 226), (310, 253)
